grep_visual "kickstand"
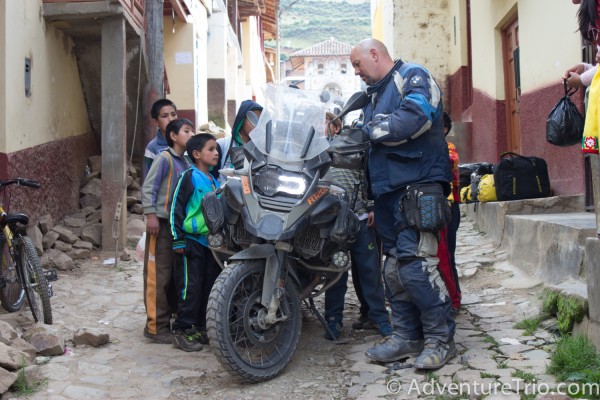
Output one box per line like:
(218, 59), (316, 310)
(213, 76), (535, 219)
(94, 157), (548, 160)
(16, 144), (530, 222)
(304, 298), (349, 345)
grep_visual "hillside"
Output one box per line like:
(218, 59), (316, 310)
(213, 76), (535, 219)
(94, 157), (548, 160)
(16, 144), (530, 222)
(267, 0), (371, 59)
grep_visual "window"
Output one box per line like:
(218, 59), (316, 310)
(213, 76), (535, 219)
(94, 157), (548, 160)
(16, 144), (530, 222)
(318, 63), (324, 75)
(341, 63), (347, 74)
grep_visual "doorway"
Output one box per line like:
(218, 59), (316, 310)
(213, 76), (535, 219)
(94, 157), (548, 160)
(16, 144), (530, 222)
(502, 16), (521, 153)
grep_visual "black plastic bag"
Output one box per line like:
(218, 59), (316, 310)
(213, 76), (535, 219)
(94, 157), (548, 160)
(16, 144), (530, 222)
(546, 79), (584, 147)
(458, 162), (494, 188)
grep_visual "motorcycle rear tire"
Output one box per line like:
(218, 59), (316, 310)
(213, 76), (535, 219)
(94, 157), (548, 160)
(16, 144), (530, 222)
(207, 260), (302, 383)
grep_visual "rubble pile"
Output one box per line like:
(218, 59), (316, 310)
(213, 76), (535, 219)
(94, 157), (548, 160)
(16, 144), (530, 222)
(29, 155), (145, 271)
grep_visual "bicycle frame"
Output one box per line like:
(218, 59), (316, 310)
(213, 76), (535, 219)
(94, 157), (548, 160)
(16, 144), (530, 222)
(0, 178), (54, 324)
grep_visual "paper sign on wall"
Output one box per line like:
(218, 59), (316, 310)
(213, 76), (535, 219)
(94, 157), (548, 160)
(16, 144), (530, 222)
(175, 52), (192, 65)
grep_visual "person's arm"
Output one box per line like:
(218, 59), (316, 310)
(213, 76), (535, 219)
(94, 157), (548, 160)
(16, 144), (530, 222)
(170, 170), (193, 252)
(565, 63), (594, 89)
(366, 66), (441, 145)
(580, 65), (598, 87)
(142, 154), (168, 236)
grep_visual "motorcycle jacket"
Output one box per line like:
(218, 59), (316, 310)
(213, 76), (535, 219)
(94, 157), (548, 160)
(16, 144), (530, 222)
(362, 60), (452, 197)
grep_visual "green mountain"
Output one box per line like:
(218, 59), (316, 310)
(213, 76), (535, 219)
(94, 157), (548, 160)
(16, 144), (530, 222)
(267, 0), (371, 59)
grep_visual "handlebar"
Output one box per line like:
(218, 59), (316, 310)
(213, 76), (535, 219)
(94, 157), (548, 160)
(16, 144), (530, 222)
(0, 178), (41, 189)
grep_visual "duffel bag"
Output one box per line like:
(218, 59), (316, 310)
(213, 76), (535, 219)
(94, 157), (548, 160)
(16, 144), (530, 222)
(493, 152), (551, 201)
(460, 186), (472, 203)
(477, 174), (497, 202)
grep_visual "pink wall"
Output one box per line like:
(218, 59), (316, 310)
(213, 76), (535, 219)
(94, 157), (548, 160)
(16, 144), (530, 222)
(447, 70), (585, 196)
(1, 133), (98, 224)
(519, 83), (585, 195)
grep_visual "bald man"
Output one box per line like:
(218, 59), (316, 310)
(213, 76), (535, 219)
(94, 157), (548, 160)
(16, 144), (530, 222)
(350, 38), (455, 370)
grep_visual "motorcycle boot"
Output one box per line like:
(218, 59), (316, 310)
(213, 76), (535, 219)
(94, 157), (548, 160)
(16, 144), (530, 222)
(414, 338), (457, 370)
(365, 334), (423, 363)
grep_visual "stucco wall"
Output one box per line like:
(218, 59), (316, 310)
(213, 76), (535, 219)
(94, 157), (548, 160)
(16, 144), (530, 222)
(2, 0), (90, 154)
(163, 3), (209, 126)
(469, 0), (513, 100)
(470, 0), (580, 99)
(371, 0), (393, 50)
(392, 0), (453, 103)
(164, 19), (195, 120)
(241, 16), (267, 100)
(447, 0), (468, 75)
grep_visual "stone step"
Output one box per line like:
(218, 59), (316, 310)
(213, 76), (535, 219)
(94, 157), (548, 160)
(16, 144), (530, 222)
(463, 195), (594, 286)
(503, 212), (595, 284)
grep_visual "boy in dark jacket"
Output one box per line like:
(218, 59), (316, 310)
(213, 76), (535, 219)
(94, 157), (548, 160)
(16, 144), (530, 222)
(141, 118), (193, 344)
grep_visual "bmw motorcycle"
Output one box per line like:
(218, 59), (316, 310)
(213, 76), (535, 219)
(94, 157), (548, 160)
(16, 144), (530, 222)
(201, 85), (370, 382)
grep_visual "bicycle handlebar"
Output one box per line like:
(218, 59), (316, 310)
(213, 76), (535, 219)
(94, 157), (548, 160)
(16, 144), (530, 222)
(0, 178), (41, 189)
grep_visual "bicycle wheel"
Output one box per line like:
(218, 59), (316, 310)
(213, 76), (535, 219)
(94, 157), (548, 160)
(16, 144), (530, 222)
(0, 236), (26, 312)
(19, 237), (52, 324)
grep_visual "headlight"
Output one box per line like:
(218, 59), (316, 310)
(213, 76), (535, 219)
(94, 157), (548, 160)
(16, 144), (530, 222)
(255, 167), (308, 197)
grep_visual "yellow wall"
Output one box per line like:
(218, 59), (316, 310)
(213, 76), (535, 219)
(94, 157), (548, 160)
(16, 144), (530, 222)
(0, 2), (5, 153)
(2, 0), (90, 154)
(164, 5), (209, 124)
(448, 0), (469, 73)
(518, 0), (581, 93)
(241, 16), (267, 99)
(371, 0), (383, 41)
(470, 0), (581, 99)
(164, 18), (195, 111)
(469, 0), (514, 99)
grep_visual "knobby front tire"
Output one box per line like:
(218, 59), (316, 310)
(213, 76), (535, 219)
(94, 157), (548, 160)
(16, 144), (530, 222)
(20, 237), (52, 324)
(206, 260), (302, 383)
(0, 237), (25, 312)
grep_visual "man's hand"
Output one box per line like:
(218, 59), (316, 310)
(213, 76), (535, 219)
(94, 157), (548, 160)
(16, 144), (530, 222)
(368, 114), (390, 141)
(367, 211), (375, 228)
(146, 214), (160, 237)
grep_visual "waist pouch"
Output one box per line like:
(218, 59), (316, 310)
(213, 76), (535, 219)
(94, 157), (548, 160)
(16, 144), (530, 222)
(402, 183), (451, 233)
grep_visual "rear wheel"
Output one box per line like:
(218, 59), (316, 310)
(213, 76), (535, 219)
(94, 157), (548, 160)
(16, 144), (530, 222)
(19, 237), (52, 324)
(206, 260), (302, 382)
(0, 236), (25, 312)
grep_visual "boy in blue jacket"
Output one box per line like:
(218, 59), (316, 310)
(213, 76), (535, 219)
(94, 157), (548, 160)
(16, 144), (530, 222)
(170, 134), (221, 351)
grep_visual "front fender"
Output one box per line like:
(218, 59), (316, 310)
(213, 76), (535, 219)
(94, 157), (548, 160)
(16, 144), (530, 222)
(229, 243), (279, 309)
(229, 243), (275, 261)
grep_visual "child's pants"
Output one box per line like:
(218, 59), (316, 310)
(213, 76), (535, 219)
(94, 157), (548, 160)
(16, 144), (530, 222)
(172, 239), (221, 332)
(143, 218), (176, 335)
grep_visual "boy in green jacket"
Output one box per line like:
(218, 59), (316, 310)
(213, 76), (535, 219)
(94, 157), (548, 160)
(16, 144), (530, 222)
(170, 133), (221, 351)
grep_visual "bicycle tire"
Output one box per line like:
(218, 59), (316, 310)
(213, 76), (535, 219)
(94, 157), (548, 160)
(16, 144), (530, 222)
(0, 236), (26, 312)
(19, 237), (52, 324)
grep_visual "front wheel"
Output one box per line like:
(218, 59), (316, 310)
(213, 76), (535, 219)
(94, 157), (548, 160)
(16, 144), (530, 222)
(19, 237), (52, 324)
(206, 260), (302, 383)
(0, 237), (25, 312)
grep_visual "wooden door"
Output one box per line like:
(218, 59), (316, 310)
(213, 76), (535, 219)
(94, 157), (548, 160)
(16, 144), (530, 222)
(503, 17), (521, 153)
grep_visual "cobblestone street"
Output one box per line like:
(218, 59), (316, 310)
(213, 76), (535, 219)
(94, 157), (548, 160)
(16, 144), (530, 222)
(0, 215), (565, 400)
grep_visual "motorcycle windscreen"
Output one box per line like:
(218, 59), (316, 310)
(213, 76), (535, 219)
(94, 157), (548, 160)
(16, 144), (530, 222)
(250, 84), (330, 164)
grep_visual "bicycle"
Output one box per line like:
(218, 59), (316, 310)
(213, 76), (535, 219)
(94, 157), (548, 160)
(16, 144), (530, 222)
(0, 178), (53, 324)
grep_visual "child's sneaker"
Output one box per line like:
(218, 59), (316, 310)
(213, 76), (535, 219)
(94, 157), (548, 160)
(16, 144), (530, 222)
(172, 328), (203, 352)
(195, 330), (209, 345)
(143, 329), (172, 344)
